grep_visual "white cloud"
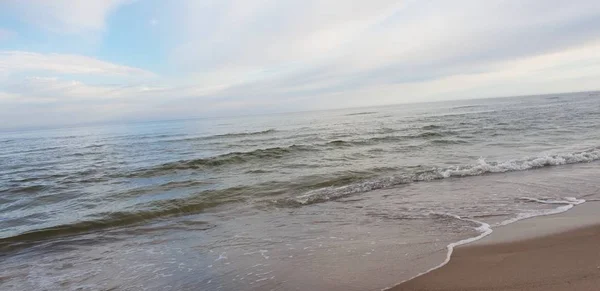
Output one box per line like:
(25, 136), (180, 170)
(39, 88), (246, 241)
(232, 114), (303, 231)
(2, 0), (600, 129)
(170, 0), (403, 70)
(0, 51), (155, 78)
(306, 41), (600, 108)
(169, 0), (600, 69)
(159, 0), (600, 104)
(2, 76), (170, 103)
(4, 77), (108, 101)
(0, 51), (158, 126)
(2, 0), (132, 34)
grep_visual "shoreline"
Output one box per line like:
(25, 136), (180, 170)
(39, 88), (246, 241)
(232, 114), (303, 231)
(389, 201), (600, 291)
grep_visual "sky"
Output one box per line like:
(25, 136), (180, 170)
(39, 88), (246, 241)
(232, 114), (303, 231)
(1, 0), (600, 129)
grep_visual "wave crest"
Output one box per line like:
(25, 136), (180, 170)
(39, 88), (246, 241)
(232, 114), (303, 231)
(285, 147), (600, 205)
(131, 145), (313, 176)
(210, 129), (277, 139)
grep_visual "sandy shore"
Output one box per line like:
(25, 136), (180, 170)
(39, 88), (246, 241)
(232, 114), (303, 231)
(391, 205), (600, 291)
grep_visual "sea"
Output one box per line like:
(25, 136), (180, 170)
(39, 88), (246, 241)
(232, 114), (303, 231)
(1, 91), (599, 291)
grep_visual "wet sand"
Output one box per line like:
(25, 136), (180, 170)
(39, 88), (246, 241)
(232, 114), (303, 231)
(391, 204), (600, 291)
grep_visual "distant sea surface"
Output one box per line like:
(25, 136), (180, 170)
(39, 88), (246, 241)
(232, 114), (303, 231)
(1, 92), (600, 291)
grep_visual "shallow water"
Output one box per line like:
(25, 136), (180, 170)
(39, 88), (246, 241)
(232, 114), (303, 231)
(1, 92), (600, 290)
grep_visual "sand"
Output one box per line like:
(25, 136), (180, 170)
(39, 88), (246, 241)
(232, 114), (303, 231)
(390, 223), (600, 291)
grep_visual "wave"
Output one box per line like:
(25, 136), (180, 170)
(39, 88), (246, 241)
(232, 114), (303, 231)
(148, 131), (465, 172)
(8, 146), (64, 155)
(376, 127), (398, 134)
(130, 145), (313, 177)
(109, 180), (213, 200)
(346, 112), (377, 116)
(387, 196), (586, 289)
(423, 110), (497, 118)
(133, 130), (460, 176)
(139, 134), (595, 179)
(324, 131), (457, 147)
(5, 148), (597, 249)
(326, 140), (356, 147)
(210, 129), (277, 138)
(1, 184), (49, 194)
(137, 133), (188, 140)
(322, 131), (456, 147)
(415, 131), (455, 138)
(166, 129), (278, 143)
(421, 124), (444, 130)
(82, 144), (107, 149)
(385, 213), (492, 290)
(0, 188), (248, 250)
(517, 196), (584, 205)
(4, 171), (382, 247)
(430, 139), (467, 145)
(285, 147), (600, 205)
(452, 105), (483, 109)
(287, 176), (410, 205)
(497, 197), (585, 226)
(2, 170), (381, 246)
(415, 131), (443, 138)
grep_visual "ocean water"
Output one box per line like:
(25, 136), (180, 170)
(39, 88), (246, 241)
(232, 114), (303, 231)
(1, 92), (600, 290)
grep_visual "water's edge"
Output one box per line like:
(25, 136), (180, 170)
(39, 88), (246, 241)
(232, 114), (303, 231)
(383, 197), (587, 290)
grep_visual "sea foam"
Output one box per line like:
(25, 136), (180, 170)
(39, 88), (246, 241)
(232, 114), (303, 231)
(292, 147), (600, 205)
(383, 196), (586, 290)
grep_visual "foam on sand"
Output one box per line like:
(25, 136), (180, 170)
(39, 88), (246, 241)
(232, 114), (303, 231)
(382, 196), (587, 290)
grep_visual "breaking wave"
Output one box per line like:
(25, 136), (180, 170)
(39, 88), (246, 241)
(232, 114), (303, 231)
(5, 147), (598, 248)
(131, 130), (462, 177)
(284, 147), (600, 205)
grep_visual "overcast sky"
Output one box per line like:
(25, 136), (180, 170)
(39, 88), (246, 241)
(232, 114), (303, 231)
(1, 0), (600, 129)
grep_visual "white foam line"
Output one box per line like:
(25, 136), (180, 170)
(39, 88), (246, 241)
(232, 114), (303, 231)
(382, 198), (586, 291)
(518, 196), (584, 205)
(499, 197), (586, 226)
(382, 216), (492, 290)
(292, 147), (600, 206)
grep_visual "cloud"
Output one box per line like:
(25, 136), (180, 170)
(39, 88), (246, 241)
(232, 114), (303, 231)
(159, 0), (600, 104)
(306, 41), (600, 108)
(3, 77), (113, 102)
(0, 50), (158, 128)
(1, 76), (171, 104)
(2, 0), (600, 129)
(2, 0), (132, 34)
(169, 0), (403, 70)
(0, 51), (155, 78)
(169, 0), (600, 69)
(167, 39), (600, 113)
(0, 76), (169, 128)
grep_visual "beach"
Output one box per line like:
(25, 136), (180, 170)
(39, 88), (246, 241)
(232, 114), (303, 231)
(1, 93), (599, 290)
(391, 202), (600, 291)
(5, 1), (600, 289)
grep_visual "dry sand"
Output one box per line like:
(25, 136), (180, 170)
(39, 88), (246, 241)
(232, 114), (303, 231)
(391, 223), (600, 291)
